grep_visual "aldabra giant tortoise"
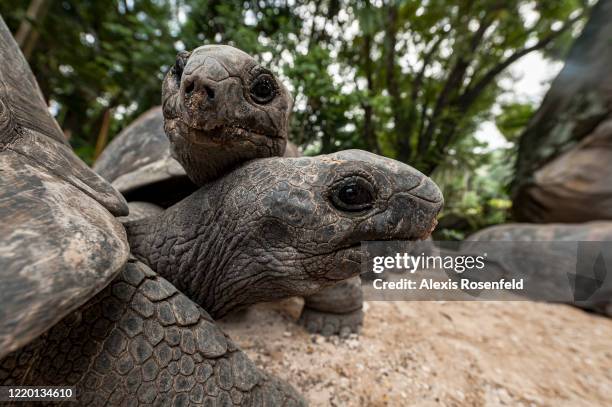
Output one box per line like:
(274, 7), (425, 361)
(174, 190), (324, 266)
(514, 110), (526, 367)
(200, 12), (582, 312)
(162, 45), (293, 186)
(95, 106), (367, 336)
(94, 106), (299, 207)
(95, 43), (294, 206)
(0, 19), (444, 404)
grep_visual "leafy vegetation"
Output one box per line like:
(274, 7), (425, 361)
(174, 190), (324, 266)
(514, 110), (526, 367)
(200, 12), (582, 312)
(1, 0), (595, 237)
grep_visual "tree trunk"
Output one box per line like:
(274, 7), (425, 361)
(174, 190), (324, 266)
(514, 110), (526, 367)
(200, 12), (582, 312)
(362, 102), (378, 153)
(384, 3), (411, 162)
(361, 30), (379, 154)
(93, 108), (113, 160)
(15, 0), (51, 60)
(512, 0), (612, 222)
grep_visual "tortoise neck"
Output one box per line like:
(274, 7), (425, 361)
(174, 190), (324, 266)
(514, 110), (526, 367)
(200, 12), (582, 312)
(124, 188), (240, 317)
(123, 217), (158, 264)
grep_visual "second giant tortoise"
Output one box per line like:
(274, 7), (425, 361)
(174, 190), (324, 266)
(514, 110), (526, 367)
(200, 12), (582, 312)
(94, 106), (300, 207)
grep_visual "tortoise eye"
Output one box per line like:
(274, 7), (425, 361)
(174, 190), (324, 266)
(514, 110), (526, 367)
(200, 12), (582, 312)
(250, 74), (277, 104)
(330, 176), (376, 213)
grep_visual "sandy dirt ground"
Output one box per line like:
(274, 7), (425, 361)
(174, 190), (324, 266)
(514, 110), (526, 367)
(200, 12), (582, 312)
(218, 299), (612, 407)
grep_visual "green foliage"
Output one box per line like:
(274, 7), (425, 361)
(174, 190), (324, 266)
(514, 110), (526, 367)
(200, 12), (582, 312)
(431, 101), (536, 239)
(433, 146), (515, 240)
(1, 0), (177, 163)
(285, 45), (360, 153)
(496, 102), (537, 143)
(1, 0), (591, 235)
(3, 0), (589, 165)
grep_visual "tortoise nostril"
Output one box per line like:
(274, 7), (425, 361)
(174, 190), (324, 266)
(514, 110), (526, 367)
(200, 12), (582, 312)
(184, 80), (215, 101)
(204, 86), (215, 100)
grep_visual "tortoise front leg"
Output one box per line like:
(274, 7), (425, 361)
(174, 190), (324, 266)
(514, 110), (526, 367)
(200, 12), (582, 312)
(299, 276), (363, 337)
(0, 260), (305, 406)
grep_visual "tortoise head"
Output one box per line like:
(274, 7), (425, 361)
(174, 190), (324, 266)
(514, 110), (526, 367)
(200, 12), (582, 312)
(127, 150), (443, 317)
(161, 45), (293, 185)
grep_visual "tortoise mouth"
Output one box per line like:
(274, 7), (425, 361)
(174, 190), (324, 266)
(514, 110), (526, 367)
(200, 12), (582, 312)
(175, 118), (281, 145)
(324, 245), (362, 281)
(313, 228), (436, 281)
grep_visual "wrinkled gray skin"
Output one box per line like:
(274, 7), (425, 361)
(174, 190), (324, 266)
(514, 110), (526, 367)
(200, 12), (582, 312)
(126, 150), (443, 319)
(0, 16), (446, 404)
(122, 202), (366, 336)
(162, 45), (293, 186)
(94, 106), (298, 207)
(96, 106), (366, 336)
(99, 45), (369, 336)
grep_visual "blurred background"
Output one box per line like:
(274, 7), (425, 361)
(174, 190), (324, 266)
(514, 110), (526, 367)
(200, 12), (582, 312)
(2, 0), (607, 239)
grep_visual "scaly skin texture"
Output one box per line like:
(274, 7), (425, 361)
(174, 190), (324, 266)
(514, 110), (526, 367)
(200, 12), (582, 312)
(94, 104), (364, 336)
(124, 200), (366, 337)
(0, 260), (304, 406)
(161, 45), (293, 186)
(299, 276), (364, 337)
(125, 150), (443, 319)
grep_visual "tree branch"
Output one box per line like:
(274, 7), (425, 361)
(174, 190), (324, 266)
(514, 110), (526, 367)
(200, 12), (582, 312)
(15, 0), (51, 60)
(384, 3), (413, 160)
(419, 15), (495, 155)
(415, 31), (450, 155)
(361, 25), (379, 153)
(459, 12), (586, 108)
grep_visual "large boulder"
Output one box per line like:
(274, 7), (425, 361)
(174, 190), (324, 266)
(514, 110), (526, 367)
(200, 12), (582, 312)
(513, 118), (612, 222)
(512, 0), (612, 222)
